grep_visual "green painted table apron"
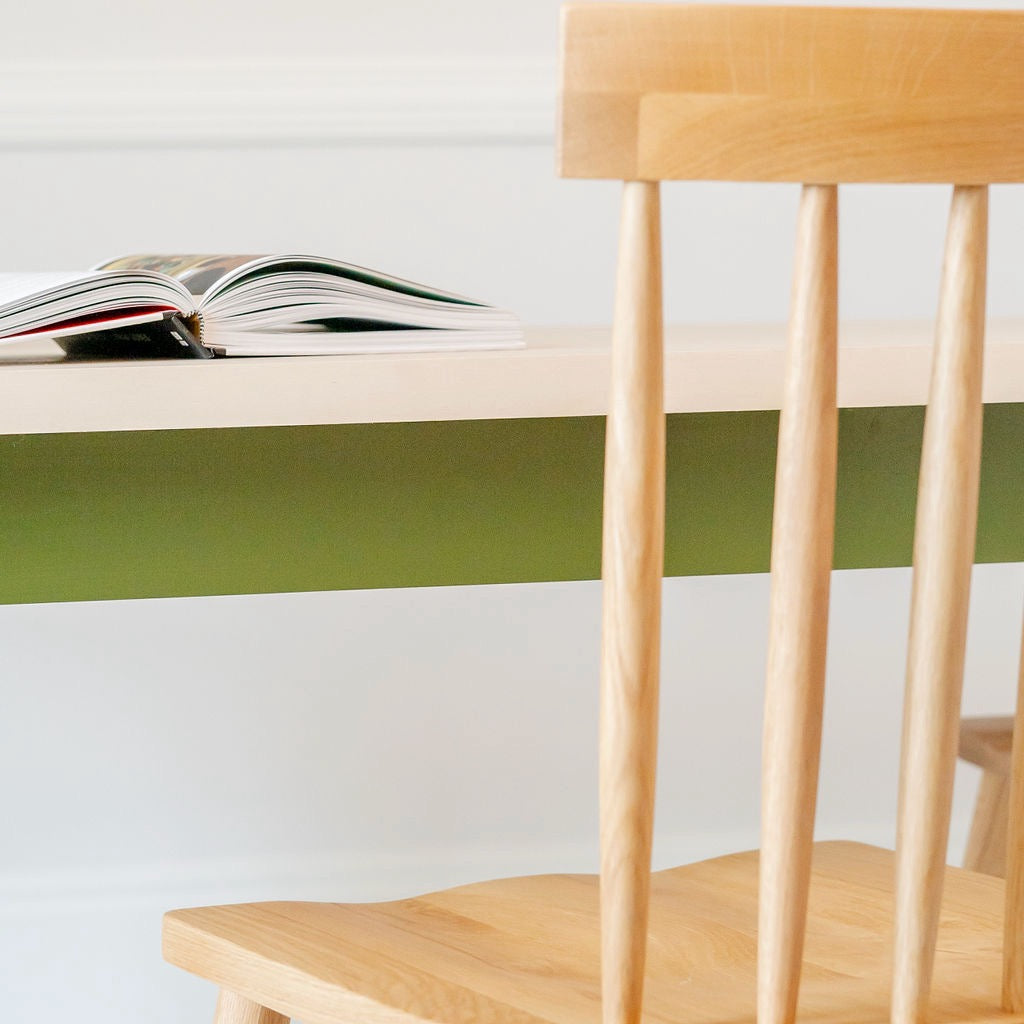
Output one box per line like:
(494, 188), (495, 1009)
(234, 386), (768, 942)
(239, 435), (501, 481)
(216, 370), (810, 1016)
(1, 405), (1021, 606)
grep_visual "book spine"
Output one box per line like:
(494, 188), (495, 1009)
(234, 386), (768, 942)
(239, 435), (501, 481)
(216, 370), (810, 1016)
(173, 312), (213, 359)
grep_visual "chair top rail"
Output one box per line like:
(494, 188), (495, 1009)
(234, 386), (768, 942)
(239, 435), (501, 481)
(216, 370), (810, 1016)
(559, 4), (1024, 183)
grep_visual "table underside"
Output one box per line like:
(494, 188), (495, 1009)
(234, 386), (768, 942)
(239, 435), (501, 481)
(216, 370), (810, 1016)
(1, 405), (1021, 605)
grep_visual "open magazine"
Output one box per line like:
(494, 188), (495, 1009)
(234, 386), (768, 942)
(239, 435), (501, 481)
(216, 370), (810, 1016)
(0, 254), (522, 358)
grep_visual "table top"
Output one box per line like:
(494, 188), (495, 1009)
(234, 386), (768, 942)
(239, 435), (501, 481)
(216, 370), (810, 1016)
(1, 320), (1022, 435)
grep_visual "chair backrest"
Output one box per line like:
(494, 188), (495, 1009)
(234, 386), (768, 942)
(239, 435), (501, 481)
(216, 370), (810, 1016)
(557, 7), (1024, 1024)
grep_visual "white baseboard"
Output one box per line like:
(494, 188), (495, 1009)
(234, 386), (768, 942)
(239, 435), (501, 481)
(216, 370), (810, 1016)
(0, 57), (556, 148)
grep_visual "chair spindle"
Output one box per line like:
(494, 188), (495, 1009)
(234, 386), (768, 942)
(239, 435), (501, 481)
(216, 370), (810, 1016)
(1003, 612), (1024, 1010)
(892, 184), (988, 1024)
(758, 183), (839, 1024)
(213, 990), (289, 1024)
(599, 179), (665, 1024)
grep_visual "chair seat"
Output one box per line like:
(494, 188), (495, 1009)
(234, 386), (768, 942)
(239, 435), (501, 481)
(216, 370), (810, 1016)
(164, 841), (1014, 1024)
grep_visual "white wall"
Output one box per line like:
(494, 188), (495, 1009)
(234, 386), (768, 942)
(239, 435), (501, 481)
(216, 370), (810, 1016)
(2, 1), (1023, 1021)
(3, 569), (1024, 1021)
(4, 0), (1024, 60)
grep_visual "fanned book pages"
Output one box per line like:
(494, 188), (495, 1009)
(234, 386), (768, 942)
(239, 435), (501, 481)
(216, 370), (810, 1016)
(0, 254), (523, 358)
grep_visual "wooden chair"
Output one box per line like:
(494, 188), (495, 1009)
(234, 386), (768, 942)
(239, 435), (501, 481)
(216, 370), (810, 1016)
(959, 616), (1024, 878)
(163, 7), (1024, 1024)
(961, 715), (1015, 877)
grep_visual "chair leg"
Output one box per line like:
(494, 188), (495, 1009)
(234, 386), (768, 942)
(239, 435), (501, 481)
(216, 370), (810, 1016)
(213, 989), (289, 1024)
(964, 770), (1009, 876)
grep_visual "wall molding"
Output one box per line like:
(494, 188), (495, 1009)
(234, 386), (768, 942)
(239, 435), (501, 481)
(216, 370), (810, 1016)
(0, 57), (556, 148)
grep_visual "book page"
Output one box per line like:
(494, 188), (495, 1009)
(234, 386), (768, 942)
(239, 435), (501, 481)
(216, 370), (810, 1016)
(99, 254), (489, 307)
(201, 255), (485, 306)
(0, 269), (195, 342)
(95, 254), (259, 297)
(0, 271), (102, 307)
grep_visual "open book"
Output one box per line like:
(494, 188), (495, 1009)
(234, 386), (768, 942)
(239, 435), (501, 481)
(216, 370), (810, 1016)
(0, 254), (522, 358)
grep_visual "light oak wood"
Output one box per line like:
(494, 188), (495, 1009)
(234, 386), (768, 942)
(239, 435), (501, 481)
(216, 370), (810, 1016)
(213, 989), (288, 1024)
(559, 5), (1024, 182)
(758, 184), (838, 1024)
(599, 180), (664, 1024)
(1004, 617), (1024, 1009)
(959, 717), (1014, 877)
(1, 320), (1023, 434)
(961, 716), (1016, 778)
(893, 185), (988, 1024)
(164, 843), (1021, 1024)
(964, 773), (1009, 878)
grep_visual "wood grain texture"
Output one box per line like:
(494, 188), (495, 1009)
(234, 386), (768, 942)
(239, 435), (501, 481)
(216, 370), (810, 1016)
(599, 180), (664, 1024)
(759, 184), (838, 1024)
(1004, 616), (1024, 1010)
(164, 843), (1018, 1024)
(214, 989), (289, 1024)
(959, 716), (1013, 877)
(961, 716), (1015, 777)
(893, 185), (989, 1024)
(559, 5), (1024, 182)
(964, 772), (1009, 877)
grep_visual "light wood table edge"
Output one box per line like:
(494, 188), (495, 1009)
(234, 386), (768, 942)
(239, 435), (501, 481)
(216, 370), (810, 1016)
(0, 320), (1020, 435)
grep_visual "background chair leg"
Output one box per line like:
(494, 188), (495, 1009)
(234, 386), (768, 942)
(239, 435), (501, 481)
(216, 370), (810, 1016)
(213, 989), (289, 1024)
(965, 771), (1009, 876)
